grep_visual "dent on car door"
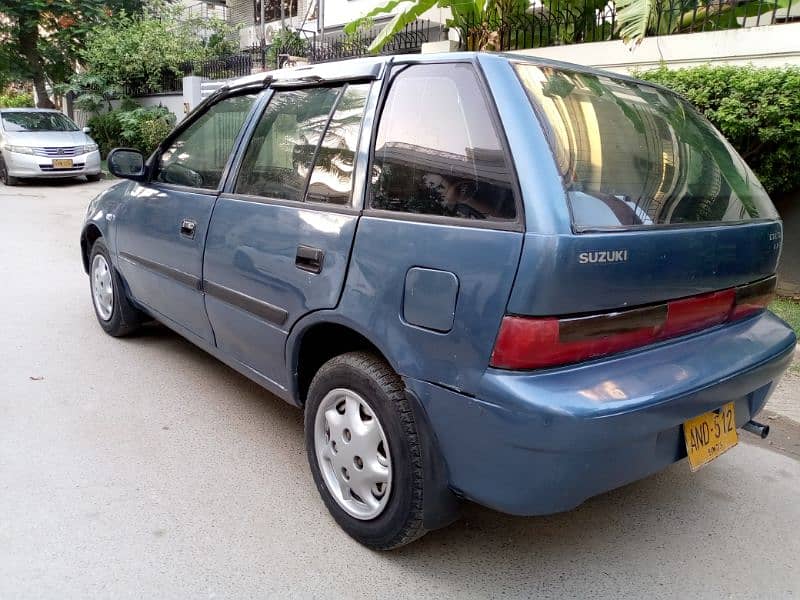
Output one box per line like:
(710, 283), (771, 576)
(114, 93), (257, 342)
(203, 83), (373, 390)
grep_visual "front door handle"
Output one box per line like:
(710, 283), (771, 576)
(295, 245), (324, 274)
(180, 218), (197, 239)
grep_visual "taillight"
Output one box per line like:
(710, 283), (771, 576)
(490, 276), (776, 370)
(661, 289), (734, 338)
(731, 276), (776, 320)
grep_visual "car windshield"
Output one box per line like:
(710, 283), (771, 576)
(514, 63), (777, 231)
(1, 111), (79, 132)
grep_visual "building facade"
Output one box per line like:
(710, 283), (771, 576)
(226, 0), (449, 48)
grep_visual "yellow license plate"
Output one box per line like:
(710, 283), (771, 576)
(52, 159), (73, 168)
(683, 402), (738, 471)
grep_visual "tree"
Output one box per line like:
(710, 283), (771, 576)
(0, 1), (116, 107)
(79, 0), (239, 91)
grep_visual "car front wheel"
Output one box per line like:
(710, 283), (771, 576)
(89, 238), (143, 336)
(0, 158), (19, 186)
(305, 351), (427, 550)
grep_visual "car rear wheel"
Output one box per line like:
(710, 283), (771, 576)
(305, 351), (427, 550)
(0, 159), (19, 186)
(89, 238), (143, 337)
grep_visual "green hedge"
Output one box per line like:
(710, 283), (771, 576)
(87, 106), (176, 159)
(637, 65), (800, 196)
(0, 90), (34, 108)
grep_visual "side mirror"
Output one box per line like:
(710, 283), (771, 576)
(82, 126), (91, 134)
(107, 148), (146, 181)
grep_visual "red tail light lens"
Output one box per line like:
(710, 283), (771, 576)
(490, 276), (776, 370)
(661, 289), (735, 338)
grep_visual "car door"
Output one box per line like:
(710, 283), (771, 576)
(202, 82), (373, 389)
(115, 92), (257, 343)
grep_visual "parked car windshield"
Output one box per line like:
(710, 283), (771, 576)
(514, 63), (777, 230)
(1, 111), (80, 132)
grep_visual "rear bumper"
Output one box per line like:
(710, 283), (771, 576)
(406, 310), (796, 516)
(3, 149), (101, 178)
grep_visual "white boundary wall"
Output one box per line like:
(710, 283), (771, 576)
(509, 22), (800, 74)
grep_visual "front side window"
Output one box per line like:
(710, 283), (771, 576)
(234, 87), (341, 201)
(369, 63), (516, 222)
(155, 94), (255, 190)
(514, 63), (777, 230)
(1, 111), (78, 132)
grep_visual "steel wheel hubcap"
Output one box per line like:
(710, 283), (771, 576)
(91, 254), (114, 321)
(314, 388), (392, 520)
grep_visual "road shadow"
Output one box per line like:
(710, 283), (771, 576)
(8, 175), (109, 188)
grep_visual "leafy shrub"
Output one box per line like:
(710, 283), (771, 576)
(56, 73), (121, 115)
(87, 106), (176, 158)
(87, 111), (124, 158)
(117, 106), (176, 156)
(0, 90), (34, 108)
(637, 65), (800, 196)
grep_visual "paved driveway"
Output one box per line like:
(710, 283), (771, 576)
(1, 179), (799, 599)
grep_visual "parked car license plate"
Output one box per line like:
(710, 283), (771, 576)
(52, 159), (73, 168)
(683, 402), (738, 471)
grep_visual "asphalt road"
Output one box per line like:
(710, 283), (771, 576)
(1, 179), (799, 599)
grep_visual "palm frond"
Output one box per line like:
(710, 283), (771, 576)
(614, 0), (655, 44)
(344, 0), (425, 34)
(366, 0), (440, 52)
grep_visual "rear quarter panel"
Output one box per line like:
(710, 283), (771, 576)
(334, 217), (523, 395)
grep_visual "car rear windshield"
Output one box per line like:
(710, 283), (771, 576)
(514, 63), (777, 231)
(1, 111), (79, 132)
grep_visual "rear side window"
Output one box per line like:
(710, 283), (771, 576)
(156, 94), (255, 190)
(515, 64), (777, 230)
(306, 84), (371, 205)
(235, 87), (340, 201)
(369, 63), (516, 222)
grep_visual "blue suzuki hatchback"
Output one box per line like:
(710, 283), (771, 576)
(81, 53), (796, 549)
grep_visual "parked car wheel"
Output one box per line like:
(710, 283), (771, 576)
(305, 351), (427, 550)
(89, 238), (143, 337)
(0, 159), (19, 186)
(86, 173), (102, 182)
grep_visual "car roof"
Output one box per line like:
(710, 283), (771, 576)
(0, 107), (62, 113)
(222, 51), (672, 97)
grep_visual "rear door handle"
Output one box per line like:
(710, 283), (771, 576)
(295, 245), (324, 274)
(180, 218), (197, 239)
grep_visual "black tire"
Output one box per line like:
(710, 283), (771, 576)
(305, 351), (427, 550)
(0, 159), (19, 186)
(86, 173), (102, 182)
(88, 238), (143, 337)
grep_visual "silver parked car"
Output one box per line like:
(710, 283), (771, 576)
(0, 108), (102, 185)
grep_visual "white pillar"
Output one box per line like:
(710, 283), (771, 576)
(182, 76), (203, 119)
(421, 40), (459, 54)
